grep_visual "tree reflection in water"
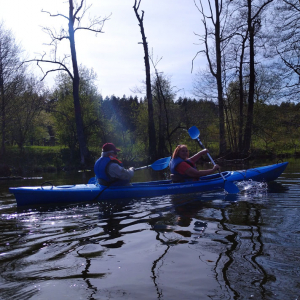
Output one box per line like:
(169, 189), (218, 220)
(212, 202), (272, 299)
(148, 193), (273, 299)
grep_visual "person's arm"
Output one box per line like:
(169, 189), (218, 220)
(189, 149), (209, 164)
(184, 164), (220, 178)
(108, 163), (134, 180)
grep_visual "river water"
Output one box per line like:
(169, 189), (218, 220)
(1, 159), (300, 300)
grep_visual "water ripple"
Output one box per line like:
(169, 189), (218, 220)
(1, 164), (300, 300)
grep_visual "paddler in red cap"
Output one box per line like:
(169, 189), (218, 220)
(94, 143), (135, 186)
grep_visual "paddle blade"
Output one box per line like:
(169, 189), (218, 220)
(188, 126), (200, 140)
(150, 156), (171, 171)
(88, 177), (96, 184)
(224, 181), (240, 194)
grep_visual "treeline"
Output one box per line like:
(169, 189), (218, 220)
(39, 69), (222, 164)
(1, 0), (300, 168)
(2, 63), (299, 167)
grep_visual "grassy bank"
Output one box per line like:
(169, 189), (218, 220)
(0, 146), (86, 176)
(0, 145), (298, 177)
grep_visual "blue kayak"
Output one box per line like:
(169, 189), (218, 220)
(9, 162), (288, 206)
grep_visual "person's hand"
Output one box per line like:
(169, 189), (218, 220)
(129, 167), (135, 172)
(202, 148), (209, 155)
(213, 164), (220, 171)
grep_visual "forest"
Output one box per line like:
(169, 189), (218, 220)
(0, 0), (300, 174)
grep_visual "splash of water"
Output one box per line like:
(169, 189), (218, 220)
(236, 179), (268, 195)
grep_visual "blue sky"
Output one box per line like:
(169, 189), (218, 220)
(0, 0), (207, 98)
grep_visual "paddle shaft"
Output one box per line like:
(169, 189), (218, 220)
(134, 156), (171, 171)
(134, 166), (149, 171)
(196, 137), (227, 181)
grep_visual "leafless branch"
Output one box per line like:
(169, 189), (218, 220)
(277, 47), (300, 76)
(130, 84), (146, 94)
(24, 56), (73, 81)
(134, 0), (142, 12)
(41, 9), (69, 21)
(74, 0), (85, 21)
(42, 26), (69, 43)
(251, 0), (274, 22)
(191, 50), (205, 73)
(74, 15), (110, 34)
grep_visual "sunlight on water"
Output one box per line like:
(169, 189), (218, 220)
(237, 179), (269, 194)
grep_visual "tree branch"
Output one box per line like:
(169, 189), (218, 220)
(42, 27), (69, 43)
(74, 15), (110, 33)
(41, 9), (69, 21)
(74, 0), (85, 21)
(24, 56), (74, 81)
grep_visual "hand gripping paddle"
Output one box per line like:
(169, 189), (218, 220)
(188, 126), (239, 194)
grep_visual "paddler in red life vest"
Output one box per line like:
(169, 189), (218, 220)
(169, 144), (220, 183)
(94, 143), (135, 186)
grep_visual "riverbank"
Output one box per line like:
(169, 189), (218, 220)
(0, 146), (299, 177)
(0, 146), (90, 176)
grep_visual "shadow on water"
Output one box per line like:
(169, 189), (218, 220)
(267, 181), (290, 193)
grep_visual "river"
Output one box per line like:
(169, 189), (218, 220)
(0, 159), (299, 300)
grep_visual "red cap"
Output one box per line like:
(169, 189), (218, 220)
(102, 143), (121, 152)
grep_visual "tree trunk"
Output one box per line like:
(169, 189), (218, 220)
(69, 0), (89, 166)
(238, 39), (246, 152)
(133, 1), (157, 162)
(243, 0), (255, 154)
(0, 64), (5, 155)
(157, 94), (164, 158)
(215, 0), (227, 155)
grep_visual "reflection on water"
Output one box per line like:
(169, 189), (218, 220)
(1, 161), (300, 299)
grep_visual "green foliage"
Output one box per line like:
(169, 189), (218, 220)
(51, 66), (101, 153)
(1, 60), (298, 171)
(0, 146), (64, 173)
(8, 76), (48, 150)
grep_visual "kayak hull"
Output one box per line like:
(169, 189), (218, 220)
(9, 162), (288, 206)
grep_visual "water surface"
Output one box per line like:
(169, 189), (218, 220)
(1, 160), (300, 300)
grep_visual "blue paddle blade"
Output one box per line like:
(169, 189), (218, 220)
(150, 156), (171, 171)
(188, 125), (240, 194)
(188, 126), (200, 140)
(88, 177), (96, 184)
(224, 181), (240, 194)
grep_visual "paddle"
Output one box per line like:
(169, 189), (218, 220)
(134, 156), (171, 171)
(188, 126), (239, 194)
(88, 156), (171, 184)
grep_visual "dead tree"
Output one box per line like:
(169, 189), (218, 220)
(193, 0), (229, 155)
(133, 0), (157, 162)
(26, 0), (109, 166)
(241, 0), (273, 154)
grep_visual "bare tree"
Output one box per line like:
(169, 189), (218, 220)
(194, 0), (275, 156)
(26, 0), (109, 166)
(193, 0), (232, 155)
(237, 0), (274, 153)
(133, 0), (157, 162)
(272, 0), (300, 98)
(150, 56), (173, 156)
